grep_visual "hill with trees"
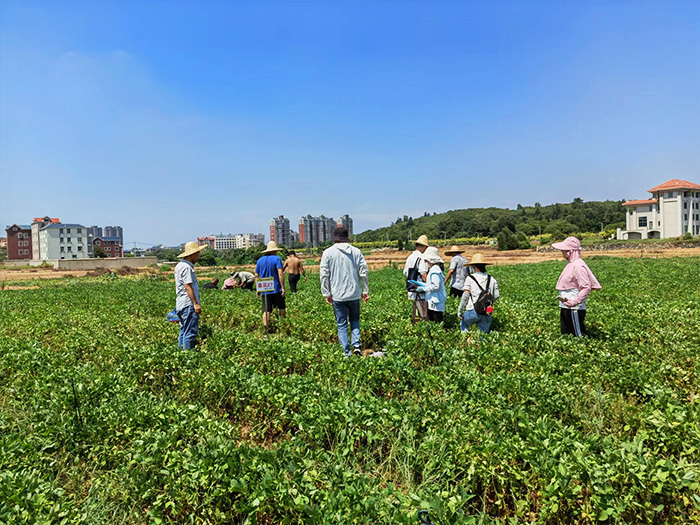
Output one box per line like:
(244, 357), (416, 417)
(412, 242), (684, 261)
(356, 198), (625, 243)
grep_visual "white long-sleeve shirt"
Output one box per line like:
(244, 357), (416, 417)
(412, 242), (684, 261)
(403, 250), (428, 300)
(458, 272), (500, 317)
(320, 243), (369, 302)
(416, 265), (446, 312)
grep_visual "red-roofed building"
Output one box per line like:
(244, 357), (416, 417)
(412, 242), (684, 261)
(618, 179), (700, 239)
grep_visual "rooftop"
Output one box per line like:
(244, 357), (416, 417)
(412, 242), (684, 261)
(648, 179), (700, 193)
(622, 199), (658, 207)
(41, 223), (85, 230)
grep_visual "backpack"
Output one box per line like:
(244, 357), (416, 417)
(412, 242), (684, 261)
(406, 257), (422, 292)
(469, 274), (494, 315)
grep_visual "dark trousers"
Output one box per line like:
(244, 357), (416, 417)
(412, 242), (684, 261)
(288, 273), (301, 293)
(560, 308), (586, 337)
(428, 310), (444, 323)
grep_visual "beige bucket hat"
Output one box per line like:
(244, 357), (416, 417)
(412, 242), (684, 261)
(466, 253), (491, 266)
(444, 245), (463, 256)
(178, 241), (207, 258)
(262, 241), (283, 254)
(412, 234), (429, 247)
(423, 246), (444, 264)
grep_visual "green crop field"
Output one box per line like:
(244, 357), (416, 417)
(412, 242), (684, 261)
(1, 257), (699, 524)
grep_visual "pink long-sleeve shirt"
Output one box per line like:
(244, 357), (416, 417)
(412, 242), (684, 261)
(556, 251), (601, 309)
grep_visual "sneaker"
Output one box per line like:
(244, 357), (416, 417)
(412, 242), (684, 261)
(352, 346), (362, 356)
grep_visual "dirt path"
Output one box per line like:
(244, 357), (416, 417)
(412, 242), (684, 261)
(3, 245), (699, 281)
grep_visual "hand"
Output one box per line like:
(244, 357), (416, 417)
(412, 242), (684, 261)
(303, 275), (307, 282)
(362, 293), (369, 304)
(325, 295), (333, 305)
(281, 288), (286, 297)
(194, 304), (202, 315)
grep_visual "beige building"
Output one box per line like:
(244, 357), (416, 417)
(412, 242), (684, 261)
(617, 179), (700, 239)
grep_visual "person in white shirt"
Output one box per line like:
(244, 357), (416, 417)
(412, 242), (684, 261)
(320, 226), (370, 357)
(415, 246), (446, 323)
(403, 234), (429, 323)
(443, 246), (471, 298)
(458, 253), (500, 334)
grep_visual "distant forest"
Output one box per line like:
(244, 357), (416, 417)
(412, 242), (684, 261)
(356, 198), (626, 241)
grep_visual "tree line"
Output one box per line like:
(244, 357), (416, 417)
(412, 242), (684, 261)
(356, 198), (625, 243)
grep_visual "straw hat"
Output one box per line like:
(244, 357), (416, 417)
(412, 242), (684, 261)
(178, 241), (207, 258)
(423, 246), (444, 264)
(412, 234), (429, 247)
(262, 241), (283, 254)
(466, 253), (491, 266)
(444, 245), (463, 256)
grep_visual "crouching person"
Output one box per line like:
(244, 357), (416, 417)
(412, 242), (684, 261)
(175, 242), (207, 348)
(458, 254), (499, 334)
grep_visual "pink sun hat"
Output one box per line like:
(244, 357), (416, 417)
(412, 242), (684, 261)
(551, 236), (581, 251)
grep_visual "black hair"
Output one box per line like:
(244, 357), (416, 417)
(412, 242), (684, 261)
(472, 264), (487, 273)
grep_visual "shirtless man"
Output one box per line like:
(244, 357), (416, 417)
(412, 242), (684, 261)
(283, 251), (307, 293)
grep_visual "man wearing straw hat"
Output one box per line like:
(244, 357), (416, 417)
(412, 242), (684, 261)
(443, 246), (471, 298)
(175, 241), (207, 349)
(403, 234), (430, 322)
(458, 253), (500, 334)
(255, 241), (286, 330)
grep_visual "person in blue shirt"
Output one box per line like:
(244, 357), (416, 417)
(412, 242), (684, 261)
(255, 241), (286, 330)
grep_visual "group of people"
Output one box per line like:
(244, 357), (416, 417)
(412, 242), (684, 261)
(172, 229), (601, 354)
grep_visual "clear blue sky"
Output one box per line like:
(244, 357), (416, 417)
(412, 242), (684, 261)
(2, 1), (698, 246)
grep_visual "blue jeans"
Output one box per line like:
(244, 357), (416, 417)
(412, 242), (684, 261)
(177, 305), (200, 349)
(332, 300), (361, 357)
(461, 309), (493, 334)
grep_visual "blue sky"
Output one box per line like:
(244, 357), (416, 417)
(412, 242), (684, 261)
(1, 1), (698, 246)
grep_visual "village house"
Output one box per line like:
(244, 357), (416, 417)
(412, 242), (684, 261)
(617, 179), (700, 240)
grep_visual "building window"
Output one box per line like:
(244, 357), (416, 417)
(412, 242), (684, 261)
(60, 246), (65, 252)
(78, 246), (83, 251)
(59, 229), (64, 234)
(77, 229), (82, 234)
(638, 217), (647, 228)
(67, 228), (71, 234)
(684, 214), (688, 221)
(667, 192), (675, 198)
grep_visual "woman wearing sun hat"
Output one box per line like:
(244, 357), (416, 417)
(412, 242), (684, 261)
(458, 253), (500, 334)
(414, 246), (447, 323)
(552, 236), (601, 337)
(174, 241), (207, 349)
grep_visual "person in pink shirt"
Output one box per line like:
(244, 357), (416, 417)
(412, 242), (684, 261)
(552, 237), (602, 337)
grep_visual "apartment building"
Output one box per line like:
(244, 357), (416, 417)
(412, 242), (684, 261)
(618, 179), (700, 239)
(336, 214), (354, 237)
(298, 214), (337, 247)
(93, 236), (124, 257)
(30, 217), (89, 260)
(5, 224), (32, 259)
(270, 216), (291, 247)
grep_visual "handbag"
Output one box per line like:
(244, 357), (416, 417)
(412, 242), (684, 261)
(406, 257), (422, 292)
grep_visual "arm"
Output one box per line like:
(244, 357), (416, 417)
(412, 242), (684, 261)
(184, 284), (201, 314)
(320, 252), (332, 303)
(492, 278), (500, 302)
(457, 287), (471, 318)
(277, 268), (285, 296)
(417, 271), (440, 293)
(300, 261), (307, 280)
(283, 260), (288, 271)
(444, 268), (454, 284)
(358, 253), (369, 303)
